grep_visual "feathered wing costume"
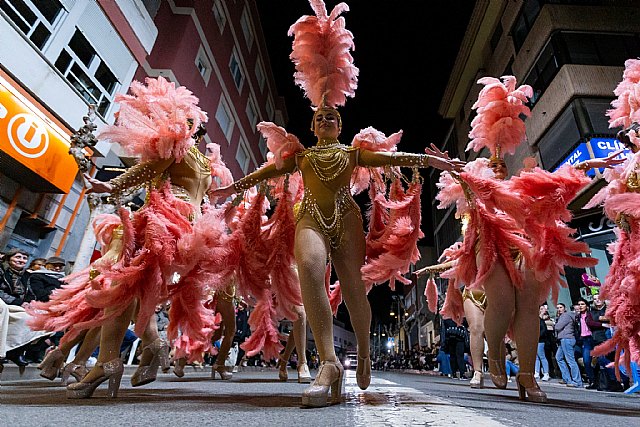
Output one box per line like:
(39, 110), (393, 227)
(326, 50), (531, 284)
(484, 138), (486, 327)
(30, 77), (231, 361)
(435, 75), (594, 326)
(587, 58), (640, 372)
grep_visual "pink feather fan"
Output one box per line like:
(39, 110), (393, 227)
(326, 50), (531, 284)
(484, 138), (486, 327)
(99, 76), (208, 162)
(466, 76), (533, 157)
(288, 0), (358, 108)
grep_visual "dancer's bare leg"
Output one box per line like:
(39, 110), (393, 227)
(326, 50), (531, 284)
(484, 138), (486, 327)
(215, 297), (236, 363)
(295, 219), (335, 363)
(482, 261), (514, 365)
(512, 271), (544, 376)
(331, 213), (371, 361)
(58, 330), (87, 358)
(137, 309), (160, 366)
(81, 301), (136, 383)
(464, 298), (485, 372)
(71, 327), (101, 365)
(292, 305), (307, 364)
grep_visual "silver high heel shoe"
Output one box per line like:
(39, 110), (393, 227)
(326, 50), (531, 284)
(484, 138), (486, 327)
(297, 362), (312, 384)
(356, 356), (371, 390)
(61, 362), (89, 385)
(301, 360), (344, 407)
(211, 363), (232, 380)
(130, 338), (170, 387)
(38, 348), (64, 381)
(66, 358), (124, 399)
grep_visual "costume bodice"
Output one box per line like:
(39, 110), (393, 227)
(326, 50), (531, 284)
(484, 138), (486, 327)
(295, 143), (361, 249)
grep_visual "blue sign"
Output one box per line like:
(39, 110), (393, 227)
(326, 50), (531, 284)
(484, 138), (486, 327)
(589, 137), (632, 159)
(554, 137), (632, 177)
(554, 142), (593, 176)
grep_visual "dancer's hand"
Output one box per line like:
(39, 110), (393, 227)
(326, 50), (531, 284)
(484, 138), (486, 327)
(83, 173), (113, 194)
(575, 150), (626, 171)
(429, 156), (465, 173)
(425, 143), (451, 160)
(209, 185), (235, 202)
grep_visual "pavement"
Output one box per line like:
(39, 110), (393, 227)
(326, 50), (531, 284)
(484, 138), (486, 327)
(0, 362), (269, 383)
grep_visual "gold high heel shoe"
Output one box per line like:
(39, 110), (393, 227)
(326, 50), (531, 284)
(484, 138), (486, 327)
(211, 363), (232, 380)
(173, 357), (186, 378)
(38, 348), (64, 381)
(277, 359), (288, 381)
(297, 362), (312, 384)
(130, 338), (170, 387)
(356, 356), (371, 390)
(488, 358), (507, 389)
(66, 358), (124, 399)
(301, 360), (344, 407)
(516, 373), (548, 403)
(61, 362), (88, 385)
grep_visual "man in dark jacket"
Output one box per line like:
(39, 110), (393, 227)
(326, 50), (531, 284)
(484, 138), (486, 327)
(28, 256), (66, 302)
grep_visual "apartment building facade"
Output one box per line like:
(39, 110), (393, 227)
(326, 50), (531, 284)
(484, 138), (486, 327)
(0, 0), (283, 267)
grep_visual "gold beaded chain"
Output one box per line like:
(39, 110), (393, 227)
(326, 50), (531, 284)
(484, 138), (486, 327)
(188, 145), (211, 173)
(305, 145), (351, 182)
(296, 185), (361, 249)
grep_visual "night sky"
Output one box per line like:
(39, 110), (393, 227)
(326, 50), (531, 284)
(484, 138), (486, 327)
(255, 1), (474, 329)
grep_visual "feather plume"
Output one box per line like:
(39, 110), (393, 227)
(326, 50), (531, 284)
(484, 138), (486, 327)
(425, 275), (438, 313)
(288, 1), (358, 108)
(257, 122), (305, 169)
(466, 75), (533, 157)
(607, 58), (640, 131)
(98, 76), (207, 162)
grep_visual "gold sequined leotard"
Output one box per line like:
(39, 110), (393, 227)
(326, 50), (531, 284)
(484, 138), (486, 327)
(295, 143), (361, 249)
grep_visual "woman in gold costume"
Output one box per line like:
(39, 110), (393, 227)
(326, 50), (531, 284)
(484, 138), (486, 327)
(35, 77), (230, 399)
(213, 105), (459, 406)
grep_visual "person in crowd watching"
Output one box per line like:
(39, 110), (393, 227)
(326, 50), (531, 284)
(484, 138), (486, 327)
(29, 257), (67, 303)
(0, 248), (52, 368)
(554, 302), (582, 387)
(27, 258), (46, 272)
(535, 305), (551, 381)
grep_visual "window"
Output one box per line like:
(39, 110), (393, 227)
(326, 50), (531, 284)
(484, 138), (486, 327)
(511, 0), (542, 53)
(215, 98), (234, 142)
(538, 105), (581, 170)
(255, 58), (266, 92)
(0, 0), (65, 49)
(229, 50), (244, 90)
(245, 98), (258, 129)
(240, 6), (254, 49)
(141, 0), (161, 18)
(524, 31), (640, 108)
(236, 141), (250, 173)
(265, 97), (274, 121)
(258, 135), (267, 158)
(195, 45), (212, 84)
(212, 0), (226, 32)
(54, 29), (119, 117)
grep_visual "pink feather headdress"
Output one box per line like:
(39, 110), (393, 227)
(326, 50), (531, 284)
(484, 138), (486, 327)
(98, 76), (208, 162)
(607, 58), (640, 145)
(466, 75), (533, 159)
(288, 0), (358, 109)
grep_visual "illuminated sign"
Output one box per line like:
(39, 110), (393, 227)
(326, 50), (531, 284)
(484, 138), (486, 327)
(0, 75), (77, 193)
(554, 137), (631, 177)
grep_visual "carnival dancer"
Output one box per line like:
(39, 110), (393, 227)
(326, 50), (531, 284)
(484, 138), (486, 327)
(212, 0), (461, 407)
(429, 75), (606, 402)
(584, 58), (640, 376)
(30, 214), (123, 384)
(36, 77), (230, 399)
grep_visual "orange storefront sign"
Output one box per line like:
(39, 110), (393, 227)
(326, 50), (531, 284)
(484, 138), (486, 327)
(0, 74), (77, 193)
